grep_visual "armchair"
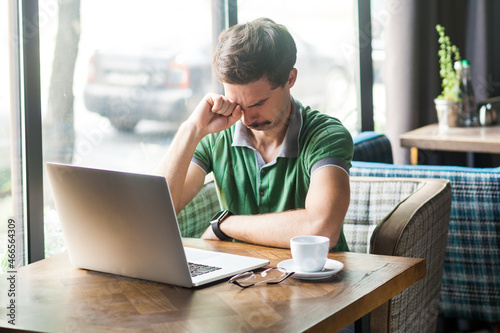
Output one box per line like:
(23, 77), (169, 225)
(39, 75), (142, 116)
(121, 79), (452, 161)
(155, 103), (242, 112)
(352, 131), (394, 164)
(345, 177), (451, 333)
(177, 181), (220, 239)
(178, 175), (452, 333)
(351, 132), (500, 325)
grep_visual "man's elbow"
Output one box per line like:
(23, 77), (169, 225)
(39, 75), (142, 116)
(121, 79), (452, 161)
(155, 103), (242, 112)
(309, 218), (342, 250)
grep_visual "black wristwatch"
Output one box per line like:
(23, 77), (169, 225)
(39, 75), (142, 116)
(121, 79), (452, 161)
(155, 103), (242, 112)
(210, 210), (233, 241)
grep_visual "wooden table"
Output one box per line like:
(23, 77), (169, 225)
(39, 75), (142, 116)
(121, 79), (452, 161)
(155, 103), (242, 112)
(400, 123), (500, 165)
(0, 238), (425, 332)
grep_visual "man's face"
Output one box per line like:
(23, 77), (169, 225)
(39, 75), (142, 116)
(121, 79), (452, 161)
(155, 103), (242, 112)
(223, 70), (297, 132)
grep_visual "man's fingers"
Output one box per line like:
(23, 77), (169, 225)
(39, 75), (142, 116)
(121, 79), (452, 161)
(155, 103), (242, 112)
(211, 95), (239, 116)
(231, 104), (242, 121)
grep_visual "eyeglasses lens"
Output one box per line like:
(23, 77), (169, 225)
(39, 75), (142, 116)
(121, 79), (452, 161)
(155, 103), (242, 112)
(229, 268), (292, 288)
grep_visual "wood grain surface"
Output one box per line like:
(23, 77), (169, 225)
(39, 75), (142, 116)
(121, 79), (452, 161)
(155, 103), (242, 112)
(0, 238), (425, 332)
(400, 123), (500, 154)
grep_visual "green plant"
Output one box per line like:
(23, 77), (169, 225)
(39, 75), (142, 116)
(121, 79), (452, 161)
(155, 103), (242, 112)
(436, 24), (461, 101)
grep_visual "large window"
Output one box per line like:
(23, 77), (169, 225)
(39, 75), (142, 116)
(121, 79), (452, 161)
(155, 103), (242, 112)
(0, 1), (13, 271)
(40, 0), (213, 257)
(3, 0), (385, 263)
(1, 1), (24, 271)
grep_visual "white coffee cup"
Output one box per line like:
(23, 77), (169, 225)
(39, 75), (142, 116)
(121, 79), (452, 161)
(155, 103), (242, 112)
(290, 235), (330, 272)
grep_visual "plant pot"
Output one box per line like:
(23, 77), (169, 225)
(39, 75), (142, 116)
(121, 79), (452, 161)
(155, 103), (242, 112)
(434, 99), (459, 128)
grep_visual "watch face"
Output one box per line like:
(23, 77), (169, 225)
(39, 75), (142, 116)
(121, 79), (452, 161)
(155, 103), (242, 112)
(212, 210), (231, 222)
(211, 211), (225, 222)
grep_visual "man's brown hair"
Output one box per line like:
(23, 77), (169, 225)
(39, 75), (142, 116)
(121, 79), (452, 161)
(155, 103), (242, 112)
(213, 18), (297, 88)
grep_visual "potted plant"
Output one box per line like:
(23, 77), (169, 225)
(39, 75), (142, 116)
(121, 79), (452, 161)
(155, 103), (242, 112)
(435, 24), (461, 128)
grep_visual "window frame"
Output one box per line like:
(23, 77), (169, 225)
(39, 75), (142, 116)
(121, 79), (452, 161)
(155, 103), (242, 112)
(18, 0), (45, 264)
(358, 0), (374, 132)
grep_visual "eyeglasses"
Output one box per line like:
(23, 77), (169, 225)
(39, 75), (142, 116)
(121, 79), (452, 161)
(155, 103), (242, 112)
(228, 267), (295, 289)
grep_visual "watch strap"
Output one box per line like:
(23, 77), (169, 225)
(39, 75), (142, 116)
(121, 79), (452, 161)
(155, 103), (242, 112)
(211, 210), (233, 241)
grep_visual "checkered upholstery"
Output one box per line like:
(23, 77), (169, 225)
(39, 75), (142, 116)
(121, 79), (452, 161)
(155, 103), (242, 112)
(351, 132), (500, 324)
(352, 161), (500, 323)
(178, 181), (220, 238)
(347, 177), (451, 333)
(344, 180), (423, 253)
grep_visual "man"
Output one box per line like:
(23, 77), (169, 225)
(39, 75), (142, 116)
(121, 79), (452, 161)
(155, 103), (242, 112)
(156, 18), (353, 251)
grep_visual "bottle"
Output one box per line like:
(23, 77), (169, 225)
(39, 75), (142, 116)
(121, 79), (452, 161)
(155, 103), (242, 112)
(458, 59), (478, 126)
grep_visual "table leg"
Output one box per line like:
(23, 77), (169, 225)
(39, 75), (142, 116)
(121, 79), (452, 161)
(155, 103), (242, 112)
(466, 152), (475, 167)
(410, 147), (419, 165)
(354, 313), (370, 333)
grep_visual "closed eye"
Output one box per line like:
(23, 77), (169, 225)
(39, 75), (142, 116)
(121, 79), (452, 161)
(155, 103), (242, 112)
(247, 98), (269, 108)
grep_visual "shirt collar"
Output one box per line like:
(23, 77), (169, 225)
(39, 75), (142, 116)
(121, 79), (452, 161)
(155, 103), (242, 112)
(232, 97), (302, 158)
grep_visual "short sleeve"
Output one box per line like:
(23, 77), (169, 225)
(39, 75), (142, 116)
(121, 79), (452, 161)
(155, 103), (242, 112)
(193, 134), (214, 173)
(300, 112), (354, 177)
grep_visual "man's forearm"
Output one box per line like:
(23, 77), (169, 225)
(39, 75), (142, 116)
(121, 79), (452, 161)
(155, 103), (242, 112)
(207, 167), (350, 249)
(155, 121), (205, 210)
(155, 94), (241, 213)
(218, 209), (343, 249)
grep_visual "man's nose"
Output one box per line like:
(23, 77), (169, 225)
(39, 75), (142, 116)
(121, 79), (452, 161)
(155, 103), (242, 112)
(242, 109), (257, 122)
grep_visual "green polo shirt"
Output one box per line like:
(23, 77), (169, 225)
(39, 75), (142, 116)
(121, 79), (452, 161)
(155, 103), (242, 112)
(192, 98), (353, 251)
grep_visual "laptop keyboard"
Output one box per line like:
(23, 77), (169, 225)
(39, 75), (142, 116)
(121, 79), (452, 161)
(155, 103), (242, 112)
(188, 262), (222, 277)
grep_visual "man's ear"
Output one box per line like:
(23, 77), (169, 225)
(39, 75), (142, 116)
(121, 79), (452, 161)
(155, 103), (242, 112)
(287, 68), (298, 88)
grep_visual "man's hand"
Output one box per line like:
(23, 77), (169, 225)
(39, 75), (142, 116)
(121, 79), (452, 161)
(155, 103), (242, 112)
(155, 93), (241, 214)
(188, 93), (242, 136)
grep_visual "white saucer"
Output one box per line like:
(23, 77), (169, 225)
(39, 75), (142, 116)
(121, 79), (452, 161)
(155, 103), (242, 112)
(277, 259), (344, 280)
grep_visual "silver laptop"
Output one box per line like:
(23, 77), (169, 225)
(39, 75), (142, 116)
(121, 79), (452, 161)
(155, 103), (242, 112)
(45, 162), (269, 287)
